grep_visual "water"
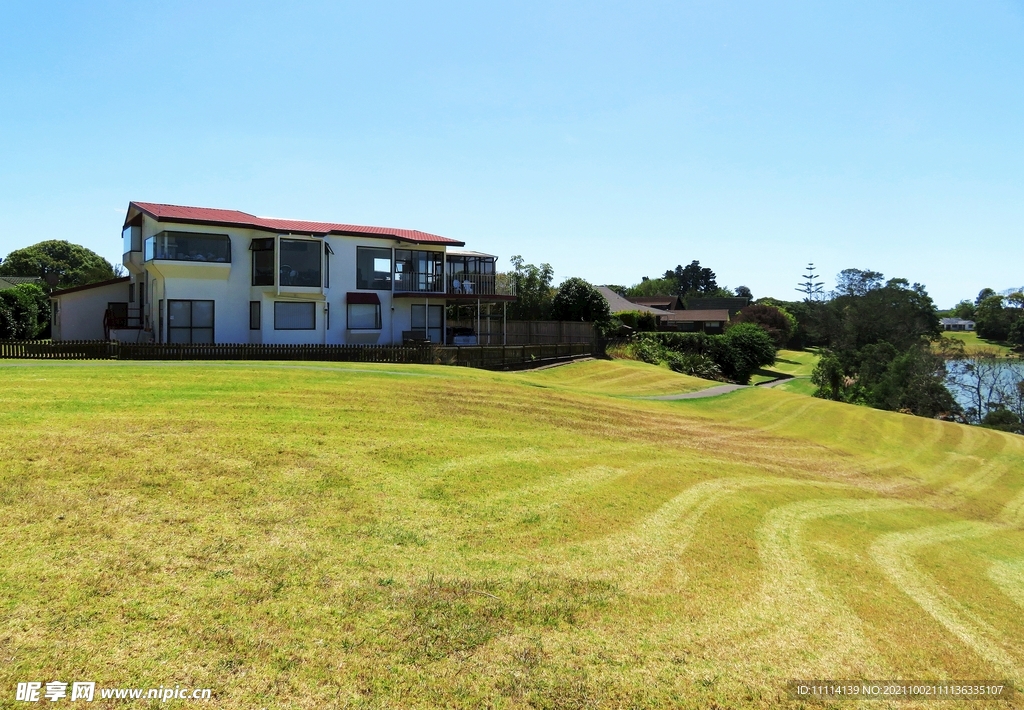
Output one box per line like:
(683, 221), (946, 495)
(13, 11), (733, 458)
(945, 359), (1024, 418)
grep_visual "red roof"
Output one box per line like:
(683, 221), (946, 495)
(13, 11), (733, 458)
(127, 202), (465, 246)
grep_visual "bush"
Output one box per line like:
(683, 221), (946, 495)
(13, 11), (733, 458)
(613, 310), (658, 332)
(631, 325), (777, 384)
(0, 283), (46, 340)
(628, 337), (665, 364)
(664, 351), (722, 380)
(731, 304), (794, 348)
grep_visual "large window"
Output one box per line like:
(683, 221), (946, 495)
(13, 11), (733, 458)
(280, 239), (321, 287)
(394, 250), (443, 292)
(411, 304), (443, 343)
(274, 301), (316, 330)
(144, 232), (230, 263)
(250, 238), (274, 286)
(167, 300), (214, 343)
(356, 247), (392, 290)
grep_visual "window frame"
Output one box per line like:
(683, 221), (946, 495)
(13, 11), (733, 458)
(249, 301), (261, 330)
(167, 299), (215, 343)
(356, 246), (393, 290)
(273, 301), (316, 330)
(279, 238), (322, 288)
(250, 238), (275, 286)
(347, 302), (382, 330)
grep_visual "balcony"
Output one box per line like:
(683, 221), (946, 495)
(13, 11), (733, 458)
(144, 232), (231, 263)
(446, 273), (515, 297)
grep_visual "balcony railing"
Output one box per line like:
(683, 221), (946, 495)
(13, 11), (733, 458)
(445, 273), (515, 296)
(144, 232), (231, 263)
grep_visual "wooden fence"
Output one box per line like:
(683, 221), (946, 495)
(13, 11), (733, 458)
(0, 340), (594, 370)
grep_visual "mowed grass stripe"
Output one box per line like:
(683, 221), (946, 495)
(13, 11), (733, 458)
(3, 359), (1024, 708)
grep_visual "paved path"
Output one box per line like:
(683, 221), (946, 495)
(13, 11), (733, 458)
(641, 383), (748, 400)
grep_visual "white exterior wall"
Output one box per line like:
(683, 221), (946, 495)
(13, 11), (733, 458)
(125, 214), (448, 345)
(51, 281), (130, 341)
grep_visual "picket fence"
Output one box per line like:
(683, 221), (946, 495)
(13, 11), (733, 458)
(0, 340), (594, 370)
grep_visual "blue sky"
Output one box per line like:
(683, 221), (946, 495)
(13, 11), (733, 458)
(1, 1), (1022, 306)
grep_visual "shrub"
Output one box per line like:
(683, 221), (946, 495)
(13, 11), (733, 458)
(0, 283), (46, 340)
(631, 325), (777, 384)
(613, 310), (658, 332)
(664, 351), (723, 380)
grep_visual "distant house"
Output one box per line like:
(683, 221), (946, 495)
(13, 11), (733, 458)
(627, 295), (682, 311)
(596, 287), (670, 316)
(0, 276), (43, 291)
(941, 318), (975, 332)
(659, 309), (730, 333)
(685, 297), (750, 316)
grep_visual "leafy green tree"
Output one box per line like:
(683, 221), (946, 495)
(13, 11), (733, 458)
(625, 277), (677, 297)
(974, 295), (1014, 341)
(505, 255), (554, 320)
(730, 304), (794, 348)
(975, 288), (996, 306)
(951, 300), (976, 320)
(0, 283), (48, 339)
(865, 345), (956, 417)
(551, 277), (611, 326)
(664, 260), (718, 297)
(734, 285), (753, 299)
(0, 240), (118, 289)
(811, 352), (847, 401)
(720, 322), (777, 383)
(980, 407), (1022, 433)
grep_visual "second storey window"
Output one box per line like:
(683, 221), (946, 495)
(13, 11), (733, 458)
(144, 232), (230, 263)
(251, 238), (274, 286)
(280, 239), (321, 288)
(356, 247), (392, 290)
(394, 249), (443, 292)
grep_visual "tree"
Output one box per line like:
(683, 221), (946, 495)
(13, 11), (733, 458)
(550, 277), (611, 326)
(974, 295), (1014, 341)
(734, 285), (753, 299)
(0, 283), (48, 339)
(0, 240), (118, 290)
(505, 255), (554, 320)
(834, 268), (883, 297)
(951, 300), (976, 320)
(730, 304), (794, 348)
(719, 322), (777, 384)
(796, 263), (825, 301)
(663, 260), (718, 297)
(625, 277), (677, 297)
(976, 288), (997, 306)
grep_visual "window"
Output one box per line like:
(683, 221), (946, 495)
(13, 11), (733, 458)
(280, 239), (321, 287)
(356, 247), (392, 290)
(249, 301), (261, 330)
(324, 242), (333, 288)
(106, 302), (129, 328)
(144, 232), (231, 263)
(122, 225), (141, 253)
(167, 300), (214, 343)
(347, 293), (381, 329)
(394, 249), (443, 292)
(128, 283), (135, 303)
(411, 304), (443, 343)
(274, 301), (316, 330)
(250, 238), (274, 286)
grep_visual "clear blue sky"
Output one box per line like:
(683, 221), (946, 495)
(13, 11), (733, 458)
(1, 1), (1022, 307)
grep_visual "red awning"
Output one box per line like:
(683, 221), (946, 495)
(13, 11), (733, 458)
(346, 292), (381, 305)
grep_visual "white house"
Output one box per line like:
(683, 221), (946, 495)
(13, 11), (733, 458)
(52, 201), (515, 345)
(940, 318), (975, 332)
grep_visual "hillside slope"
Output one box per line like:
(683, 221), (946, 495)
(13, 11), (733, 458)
(0, 359), (1022, 708)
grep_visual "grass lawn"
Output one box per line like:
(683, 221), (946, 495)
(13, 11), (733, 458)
(942, 331), (1020, 358)
(2, 358), (1023, 708)
(749, 348), (820, 386)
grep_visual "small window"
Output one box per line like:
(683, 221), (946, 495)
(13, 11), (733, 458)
(274, 301), (316, 330)
(347, 302), (381, 330)
(356, 247), (392, 290)
(128, 283), (135, 303)
(249, 301), (261, 330)
(251, 238), (275, 286)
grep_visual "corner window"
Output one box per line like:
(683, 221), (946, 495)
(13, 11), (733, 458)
(168, 300), (214, 343)
(251, 238), (274, 286)
(249, 301), (261, 330)
(280, 239), (321, 287)
(356, 247), (392, 290)
(274, 301), (316, 330)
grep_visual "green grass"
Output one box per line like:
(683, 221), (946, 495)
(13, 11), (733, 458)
(750, 348), (820, 387)
(942, 331), (1020, 358)
(2, 358), (1023, 708)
